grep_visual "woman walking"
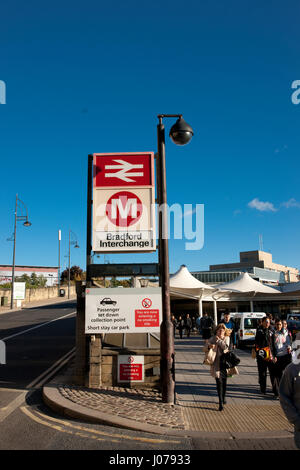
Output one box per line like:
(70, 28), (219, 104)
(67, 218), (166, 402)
(207, 323), (230, 411)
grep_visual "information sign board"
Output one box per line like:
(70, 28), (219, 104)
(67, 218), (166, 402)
(13, 282), (26, 300)
(85, 287), (162, 334)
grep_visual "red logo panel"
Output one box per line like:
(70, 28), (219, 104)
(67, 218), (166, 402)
(94, 153), (153, 187)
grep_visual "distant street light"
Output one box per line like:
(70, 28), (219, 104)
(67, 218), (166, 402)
(58, 230), (61, 296)
(157, 114), (193, 404)
(10, 194), (32, 309)
(139, 278), (149, 288)
(68, 230), (79, 299)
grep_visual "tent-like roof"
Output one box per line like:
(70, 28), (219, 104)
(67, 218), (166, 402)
(170, 265), (213, 289)
(217, 272), (280, 294)
(170, 265), (215, 298)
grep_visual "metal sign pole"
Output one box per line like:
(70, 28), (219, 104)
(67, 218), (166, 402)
(157, 120), (175, 404)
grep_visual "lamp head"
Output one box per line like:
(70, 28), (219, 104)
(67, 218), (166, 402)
(169, 117), (193, 146)
(23, 220), (31, 227)
(139, 278), (149, 288)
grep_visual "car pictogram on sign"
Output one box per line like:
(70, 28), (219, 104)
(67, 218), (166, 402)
(100, 297), (117, 306)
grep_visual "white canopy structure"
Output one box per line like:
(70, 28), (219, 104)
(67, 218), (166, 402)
(170, 265), (218, 322)
(217, 272), (280, 294)
(205, 272), (281, 317)
(170, 265), (213, 291)
(170, 268), (284, 325)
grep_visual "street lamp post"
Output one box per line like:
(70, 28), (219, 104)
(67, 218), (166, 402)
(156, 115), (193, 403)
(58, 229), (61, 296)
(10, 194), (32, 309)
(68, 230), (79, 299)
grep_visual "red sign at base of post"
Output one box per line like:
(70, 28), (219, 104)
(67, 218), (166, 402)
(119, 364), (143, 381)
(118, 355), (144, 383)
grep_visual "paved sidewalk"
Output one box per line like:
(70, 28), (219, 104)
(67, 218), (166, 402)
(43, 334), (297, 444)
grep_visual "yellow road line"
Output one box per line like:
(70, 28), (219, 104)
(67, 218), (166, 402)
(20, 406), (114, 443)
(22, 407), (180, 444)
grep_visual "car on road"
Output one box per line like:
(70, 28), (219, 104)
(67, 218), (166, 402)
(287, 313), (300, 340)
(100, 297), (117, 306)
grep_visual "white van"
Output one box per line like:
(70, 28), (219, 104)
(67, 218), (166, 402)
(230, 312), (266, 348)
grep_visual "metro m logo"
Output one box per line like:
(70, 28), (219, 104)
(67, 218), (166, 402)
(106, 191), (143, 227)
(111, 198), (138, 219)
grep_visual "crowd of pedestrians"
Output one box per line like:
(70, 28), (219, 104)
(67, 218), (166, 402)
(171, 310), (300, 448)
(171, 313), (197, 338)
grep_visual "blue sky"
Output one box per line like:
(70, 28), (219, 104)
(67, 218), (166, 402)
(1, 0), (300, 275)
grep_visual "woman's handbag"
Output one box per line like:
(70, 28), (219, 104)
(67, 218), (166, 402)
(221, 351), (240, 369)
(203, 347), (216, 365)
(227, 366), (239, 376)
(251, 347), (256, 359)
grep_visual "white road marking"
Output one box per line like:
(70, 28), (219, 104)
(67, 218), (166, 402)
(0, 347), (75, 422)
(1, 311), (76, 342)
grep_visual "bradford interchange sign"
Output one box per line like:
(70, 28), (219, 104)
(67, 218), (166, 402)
(92, 152), (156, 252)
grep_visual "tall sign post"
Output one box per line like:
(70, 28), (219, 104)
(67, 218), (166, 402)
(84, 116), (193, 398)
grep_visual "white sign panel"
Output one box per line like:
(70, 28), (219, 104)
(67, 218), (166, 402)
(13, 282), (26, 300)
(118, 355), (144, 383)
(92, 187), (156, 252)
(85, 288), (162, 334)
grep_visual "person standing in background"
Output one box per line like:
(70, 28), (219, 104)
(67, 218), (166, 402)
(254, 316), (276, 396)
(201, 312), (214, 343)
(185, 314), (193, 338)
(177, 316), (185, 339)
(271, 318), (292, 397)
(222, 312), (236, 349)
(279, 333), (300, 450)
(171, 315), (177, 338)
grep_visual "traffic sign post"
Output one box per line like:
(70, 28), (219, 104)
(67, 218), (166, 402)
(84, 116), (193, 397)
